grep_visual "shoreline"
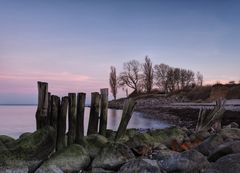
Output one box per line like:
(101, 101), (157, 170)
(109, 99), (240, 129)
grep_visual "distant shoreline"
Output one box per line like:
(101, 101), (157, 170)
(0, 104), (37, 106)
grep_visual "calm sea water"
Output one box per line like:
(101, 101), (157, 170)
(0, 105), (169, 138)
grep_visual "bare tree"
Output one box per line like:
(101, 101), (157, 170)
(166, 67), (175, 92)
(118, 60), (142, 93)
(109, 66), (117, 100)
(196, 71), (203, 86)
(142, 56), (154, 93)
(185, 70), (195, 88)
(173, 68), (181, 90)
(154, 63), (170, 93)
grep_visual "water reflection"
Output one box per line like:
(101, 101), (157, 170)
(0, 106), (170, 138)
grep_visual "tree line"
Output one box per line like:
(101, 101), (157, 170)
(109, 56), (203, 100)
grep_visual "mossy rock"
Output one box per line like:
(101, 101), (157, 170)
(19, 132), (32, 139)
(10, 126), (56, 160)
(125, 128), (140, 138)
(147, 127), (186, 147)
(125, 132), (155, 148)
(0, 126), (56, 172)
(92, 142), (135, 170)
(79, 134), (108, 158)
(0, 135), (15, 145)
(35, 144), (90, 173)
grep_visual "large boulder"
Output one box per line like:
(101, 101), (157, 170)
(92, 142), (135, 171)
(0, 135), (15, 146)
(203, 153), (240, 173)
(157, 149), (209, 173)
(80, 134), (108, 158)
(219, 128), (240, 140)
(152, 149), (179, 160)
(195, 134), (224, 156)
(118, 159), (165, 173)
(35, 144), (90, 173)
(147, 127), (186, 147)
(208, 141), (240, 162)
(0, 126), (56, 172)
(0, 166), (29, 173)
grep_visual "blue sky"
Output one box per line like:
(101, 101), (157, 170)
(0, 0), (240, 103)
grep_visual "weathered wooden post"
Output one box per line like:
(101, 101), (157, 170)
(67, 93), (77, 145)
(35, 81), (49, 130)
(99, 88), (108, 136)
(50, 95), (60, 130)
(56, 96), (68, 151)
(115, 98), (136, 141)
(87, 92), (100, 135)
(47, 92), (51, 125)
(76, 93), (86, 143)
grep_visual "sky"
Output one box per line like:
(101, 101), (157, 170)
(0, 0), (240, 104)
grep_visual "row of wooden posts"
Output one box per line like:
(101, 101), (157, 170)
(35, 81), (136, 151)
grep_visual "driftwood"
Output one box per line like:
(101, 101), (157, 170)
(115, 98), (136, 141)
(56, 96), (68, 151)
(87, 92), (100, 135)
(35, 81), (49, 129)
(196, 99), (226, 132)
(99, 88), (108, 136)
(50, 95), (60, 130)
(76, 93), (86, 143)
(67, 93), (77, 145)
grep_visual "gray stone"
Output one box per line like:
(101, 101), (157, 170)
(0, 166), (28, 173)
(220, 128), (240, 140)
(80, 134), (108, 158)
(92, 142), (135, 170)
(195, 134), (224, 156)
(157, 149), (209, 173)
(35, 144), (90, 173)
(118, 159), (165, 173)
(204, 153), (240, 173)
(208, 140), (240, 162)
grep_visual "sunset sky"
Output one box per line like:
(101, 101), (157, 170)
(0, 0), (240, 104)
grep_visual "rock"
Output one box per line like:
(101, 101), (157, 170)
(35, 144), (90, 173)
(80, 134), (108, 158)
(0, 166), (29, 173)
(224, 122), (239, 129)
(125, 132), (154, 149)
(0, 135), (15, 146)
(195, 134), (224, 156)
(0, 126), (56, 172)
(152, 149), (179, 160)
(195, 130), (211, 140)
(219, 128), (240, 140)
(90, 168), (116, 173)
(147, 127), (186, 147)
(203, 153), (240, 173)
(106, 129), (117, 140)
(35, 165), (63, 173)
(208, 141), (240, 162)
(19, 132), (32, 139)
(118, 159), (165, 173)
(157, 149), (209, 173)
(92, 142), (135, 170)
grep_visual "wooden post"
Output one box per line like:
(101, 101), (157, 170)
(50, 95), (60, 130)
(99, 88), (108, 136)
(35, 81), (48, 130)
(115, 98), (136, 141)
(56, 96), (68, 151)
(67, 93), (77, 145)
(87, 92), (100, 135)
(47, 92), (51, 125)
(76, 93), (86, 143)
